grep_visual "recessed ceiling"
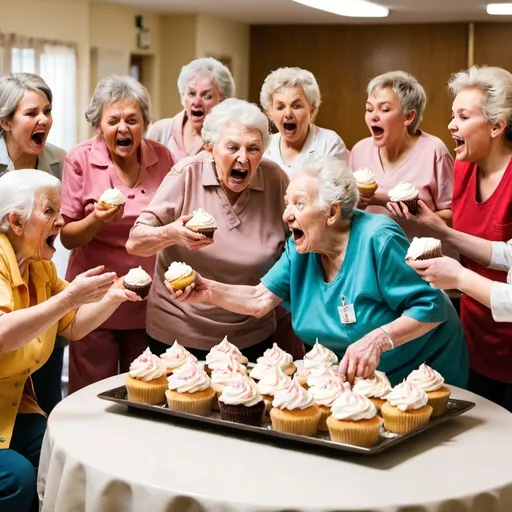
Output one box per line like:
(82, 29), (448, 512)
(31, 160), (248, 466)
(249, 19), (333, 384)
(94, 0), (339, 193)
(92, 0), (512, 24)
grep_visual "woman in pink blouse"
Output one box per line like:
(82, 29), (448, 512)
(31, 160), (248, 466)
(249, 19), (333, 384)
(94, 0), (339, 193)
(60, 75), (174, 392)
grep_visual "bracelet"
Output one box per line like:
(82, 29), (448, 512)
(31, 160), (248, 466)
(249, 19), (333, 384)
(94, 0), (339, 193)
(379, 326), (394, 350)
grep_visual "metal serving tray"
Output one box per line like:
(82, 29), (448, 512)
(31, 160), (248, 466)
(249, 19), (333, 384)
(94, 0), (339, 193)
(98, 385), (475, 455)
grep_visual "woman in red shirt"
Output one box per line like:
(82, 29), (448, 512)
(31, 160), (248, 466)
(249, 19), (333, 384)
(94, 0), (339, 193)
(393, 65), (512, 410)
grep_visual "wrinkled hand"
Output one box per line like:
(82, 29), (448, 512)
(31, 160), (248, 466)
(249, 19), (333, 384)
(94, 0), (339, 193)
(406, 256), (465, 290)
(65, 266), (117, 308)
(357, 191), (388, 210)
(106, 275), (143, 304)
(164, 272), (212, 303)
(164, 214), (214, 251)
(92, 203), (124, 224)
(386, 199), (446, 236)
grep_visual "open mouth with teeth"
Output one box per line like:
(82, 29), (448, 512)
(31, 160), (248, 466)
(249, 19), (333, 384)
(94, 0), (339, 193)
(453, 135), (465, 151)
(45, 235), (57, 249)
(371, 126), (384, 137)
(31, 131), (46, 145)
(116, 138), (133, 148)
(290, 227), (305, 244)
(230, 168), (248, 183)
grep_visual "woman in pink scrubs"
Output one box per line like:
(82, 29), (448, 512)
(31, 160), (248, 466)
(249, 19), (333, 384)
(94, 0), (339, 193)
(60, 75), (174, 392)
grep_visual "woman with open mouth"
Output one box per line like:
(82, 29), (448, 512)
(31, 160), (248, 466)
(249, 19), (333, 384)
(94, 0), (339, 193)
(59, 75), (174, 393)
(147, 57), (235, 163)
(128, 98), (305, 363)
(261, 66), (348, 176)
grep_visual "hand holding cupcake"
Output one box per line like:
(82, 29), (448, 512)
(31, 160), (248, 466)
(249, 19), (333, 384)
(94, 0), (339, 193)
(353, 167), (378, 199)
(98, 187), (125, 210)
(184, 208), (217, 239)
(165, 261), (196, 292)
(405, 237), (443, 261)
(388, 182), (420, 214)
(123, 266), (152, 298)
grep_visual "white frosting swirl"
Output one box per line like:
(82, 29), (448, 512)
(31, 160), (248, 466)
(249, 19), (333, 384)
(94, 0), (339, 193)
(257, 366), (292, 396)
(167, 360), (211, 393)
(388, 182), (419, 202)
(211, 357), (247, 387)
(164, 262), (193, 282)
(309, 374), (343, 407)
(128, 347), (166, 382)
(251, 343), (293, 379)
(160, 341), (198, 371)
(405, 237), (442, 260)
(353, 167), (376, 185)
(272, 377), (315, 411)
(185, 208), (217, 229)
(99, 187), (125, 205)
(218, 374), (262, 407)
(353, 371), (392, 399)
(386, 381), (428, 411)
(406, 363), (445, 392)
(331, 389), (377, 420)
(303, 340), (338, 369)
(306, 364), (338, 388)
(209, 354), (247, 378)
(124, 266), (152, 286)
(206, 336), (248, 366)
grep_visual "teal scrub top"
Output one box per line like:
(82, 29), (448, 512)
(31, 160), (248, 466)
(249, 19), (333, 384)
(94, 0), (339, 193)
(262, 210), (468, 387)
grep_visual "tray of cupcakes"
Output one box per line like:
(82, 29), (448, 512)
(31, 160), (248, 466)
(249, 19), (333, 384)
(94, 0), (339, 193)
(98, 338), (475, 455)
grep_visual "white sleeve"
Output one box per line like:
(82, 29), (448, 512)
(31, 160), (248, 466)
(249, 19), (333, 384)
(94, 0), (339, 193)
(489, 240), (512, 272)
(491, 280), (512, 322)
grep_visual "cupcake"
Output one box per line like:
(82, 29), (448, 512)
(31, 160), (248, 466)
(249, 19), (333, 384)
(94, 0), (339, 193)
(303, 339), (339, 370)
(98, 187), (125, 209)
(123, 266), (152, 298)
(405, 237), (443, 261)
(270, 377), (321, 436)
(353, 167), (378, 199)
(205, 336), (249, 376)
(406, 363), (451, 418)
(184, 208), (217, 239)
(160, 340), (198, 376)
(125, 348), (168, 404)
(326, 389), (383, 447)
(256, 365), (292, 413)
(164, 261), (196, 292)
(210, 355), (247, 410)
(218, 374), (265, 426)
(352, 370), (392, 412)
(308, 373), (343, 431)
(250, 343), (296, 380)
(166, 360), (215, 416)
(388, 182), (420, 214)
(381, 381), (433, 434)
(306, 363), (339, 389)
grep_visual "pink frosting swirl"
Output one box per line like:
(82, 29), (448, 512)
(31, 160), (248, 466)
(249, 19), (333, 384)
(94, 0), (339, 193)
(386, 381), (428, 411)
(303, 339), (338, 369)
(206, 336), (248, 367)
(272, 377), (315, 411)
(309, 374), (343, 407)
(160, 341), (198, 371)
(331, 389), (377, 420)
(211, 355), (247, 386)
(257, 366), (292, 396)
(251, 343), (293, 379)
(306, 364), (338, 388)
(129, 347), (166, 382)
(406, 363), (445, 392)
(353, 370), (392, 399)
(219, 374), (262, 407)
(167, 360), (211, 393)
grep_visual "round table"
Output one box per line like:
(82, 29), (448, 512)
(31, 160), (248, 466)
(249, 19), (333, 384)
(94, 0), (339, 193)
(38, 374), (512, 512)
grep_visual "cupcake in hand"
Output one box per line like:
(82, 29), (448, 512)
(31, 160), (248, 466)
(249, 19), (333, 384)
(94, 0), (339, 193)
(98, 187), (125, 210)
(125, 348), (168, 404)
(123, 266), (152, 299)
(405, 237), (443, 261)
(352, 370), (392, 413)
(353, 167), (378, 199)
(388, 182), (420, 214)
(160, 340), (198, 376)
(184, 208), (217, 239)
(165, 261), (196, 292)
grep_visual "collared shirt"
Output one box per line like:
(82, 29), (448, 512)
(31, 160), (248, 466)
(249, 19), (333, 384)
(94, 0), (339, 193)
(264, 123), (348, 177)
(0, 234), (76, 448)
(133, 153), (289, 351)
(488, 241), (512, 323)
(60, 136), (173, 329)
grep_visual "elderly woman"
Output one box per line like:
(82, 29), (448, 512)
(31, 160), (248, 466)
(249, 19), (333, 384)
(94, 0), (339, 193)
(396, 66), (512, 410)
(60, 75), (173, 393)
(127, 98), (304, 361)
(0, 72), (67, 415)
(168, 156), (468, 386)
(260, 67), (347, 175)
(351, 71), (454, 240)
(0, 170), (139, 512)
(147, 57), (235, 162)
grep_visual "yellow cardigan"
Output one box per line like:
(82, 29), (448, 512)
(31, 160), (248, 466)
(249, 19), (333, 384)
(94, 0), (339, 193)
(0, 234), (76, 448)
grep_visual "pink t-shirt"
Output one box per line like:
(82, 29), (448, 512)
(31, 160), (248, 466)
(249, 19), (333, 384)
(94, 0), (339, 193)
(350, 131), (454, 239)
(60, 136), (174, 329)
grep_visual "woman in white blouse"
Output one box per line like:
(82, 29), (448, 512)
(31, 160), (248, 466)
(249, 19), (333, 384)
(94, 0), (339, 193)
(260, 67), (348, 175)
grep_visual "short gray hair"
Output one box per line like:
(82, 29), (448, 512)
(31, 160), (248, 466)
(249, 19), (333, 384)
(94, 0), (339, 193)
(260, 67), (322, 112)
(85, 75), (152, 129)
(0, 170), (61, 233)
(367, 70), (427, 133)
(0, 73), (53, 138)
(448, 65), (512, 145)
(177, 57), (235, 100)
(291, 155), (359, 219)
(202, 98), (270, 150)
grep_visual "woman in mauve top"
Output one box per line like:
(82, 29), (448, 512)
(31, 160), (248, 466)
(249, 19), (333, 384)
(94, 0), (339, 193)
(146, 57), (235, 162)
(396, 66), (512, 411)
(60, 75), (173, 393)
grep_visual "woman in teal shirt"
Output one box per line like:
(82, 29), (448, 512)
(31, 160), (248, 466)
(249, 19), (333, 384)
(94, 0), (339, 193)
(168, 155), (468, 386)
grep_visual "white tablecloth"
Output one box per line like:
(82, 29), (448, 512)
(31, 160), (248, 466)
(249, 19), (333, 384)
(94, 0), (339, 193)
(38, 374), (512, 512)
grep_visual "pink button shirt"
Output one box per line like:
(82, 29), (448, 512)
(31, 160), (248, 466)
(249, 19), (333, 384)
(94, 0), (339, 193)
(60, 137), (174, 329)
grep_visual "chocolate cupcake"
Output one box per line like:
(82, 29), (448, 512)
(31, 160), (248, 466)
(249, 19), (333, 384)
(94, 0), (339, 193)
(185, 208), (217, 239)
(388, 182), (420, 214)
(123, 266), (152, 298)
(405, 237), (443, 261)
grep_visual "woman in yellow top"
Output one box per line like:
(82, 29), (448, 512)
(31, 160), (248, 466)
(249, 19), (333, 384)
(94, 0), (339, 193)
(0, 170), (141, 512)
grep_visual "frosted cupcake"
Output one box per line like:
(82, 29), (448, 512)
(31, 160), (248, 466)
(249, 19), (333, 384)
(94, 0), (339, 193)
(256, 366), (292, 412)
(405, 237), (443, 261)
(308, 373), (343, 431)
(125, 348), (167, 404)
(250, 343), (296, 380)
(303, 340), (339, 370)
(353, 167), (378, 199)
(98, 187), (125, 209)
(210, 355), (248, 410)
(166, 360), (215, 416)
(218, 374), (265, 426)
(388, 182), (420, 214)
(406, 363), (451, 418)
(184, 208), (217, 239)
(352, 370), (392, 412)
(160, 341), (198, 375)
(326, 389), (383, 447)
(306, 363), (339, 389)
(270, 377), (321, 436)
(205, 336), (248, 376)
(123, 266), (152, 298)
(164, 261), (196, 292)
(381, 381), (433, 434)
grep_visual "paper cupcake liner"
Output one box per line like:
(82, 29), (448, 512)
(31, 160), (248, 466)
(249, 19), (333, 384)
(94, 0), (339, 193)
(123, 282), (152, 299)
(317, 405), (331, 432)
(358, 183), (378, 199)
(197, 227), (216, 239)
(165, 388), (215, 416)
(401, 197), (419, 215)
(98, 200), (123, 210)
(326, 415), (383, 447)
(125, 375), (167, 405)
(167, 271), (196, 292)
(381, 402), (432, 434)
(270, 406), (321, 437)
(369, 397), (386, 414)
(427, 387), (451, 418)
(415, 247), (443, 261)
(219, 401), (265, 426)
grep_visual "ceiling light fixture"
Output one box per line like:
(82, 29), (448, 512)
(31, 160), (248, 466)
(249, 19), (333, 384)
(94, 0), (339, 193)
(486, 3), (512, 15)
(292, 0), (389, 17)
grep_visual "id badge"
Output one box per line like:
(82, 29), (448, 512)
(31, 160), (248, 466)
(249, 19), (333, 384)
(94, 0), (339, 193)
(338, 295), (356, 324)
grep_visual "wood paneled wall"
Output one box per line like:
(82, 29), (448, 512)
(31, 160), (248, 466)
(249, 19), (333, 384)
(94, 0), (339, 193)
(250, 24), (469, 150)
(474, 23), (512, 70)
